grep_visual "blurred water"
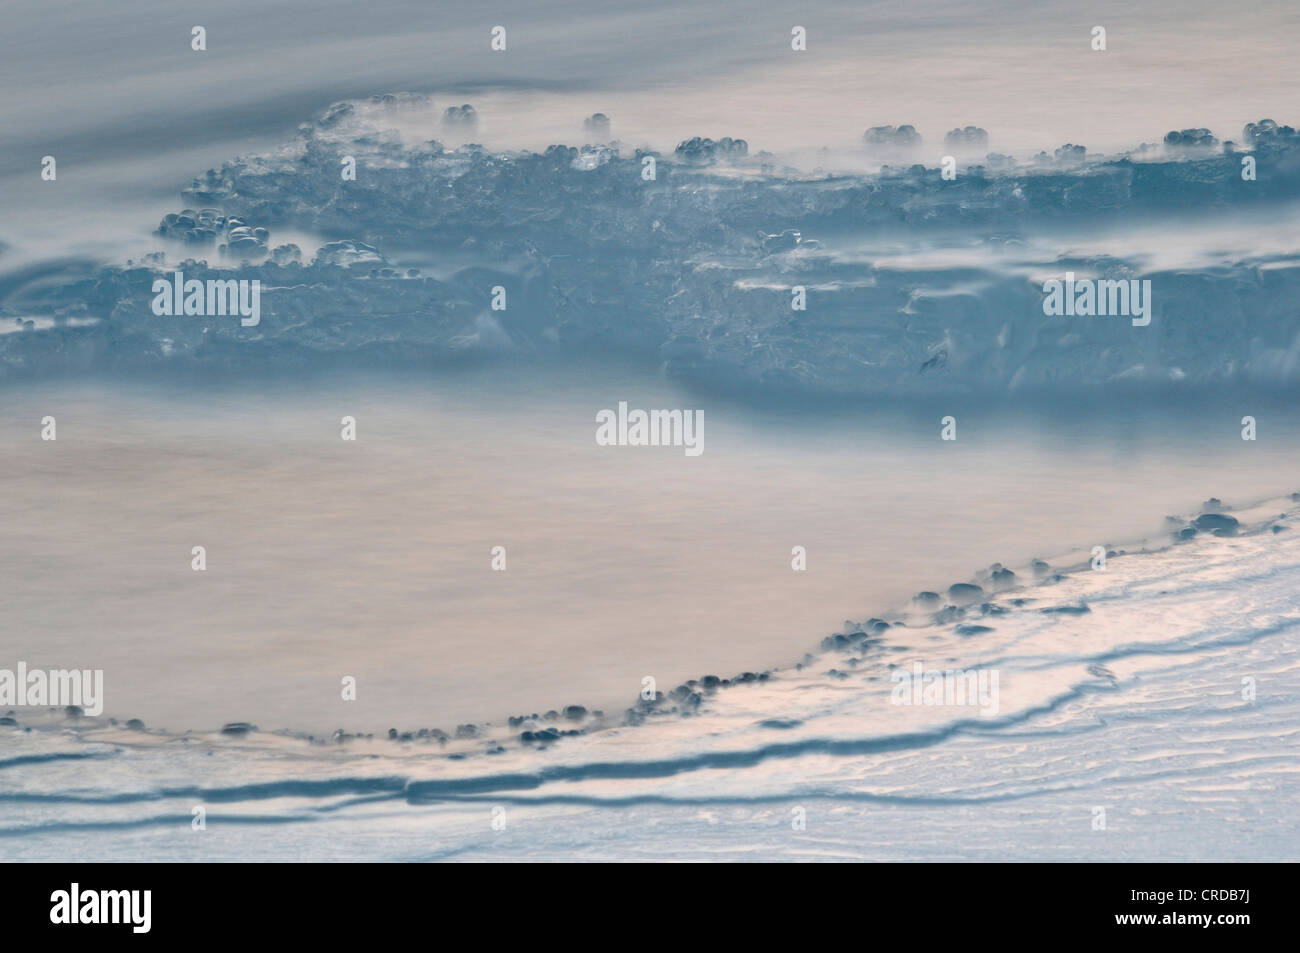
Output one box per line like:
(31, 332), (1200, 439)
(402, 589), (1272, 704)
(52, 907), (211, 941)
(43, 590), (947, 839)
(2, 0), (1298, 267)
(2, 366), (1295, 734)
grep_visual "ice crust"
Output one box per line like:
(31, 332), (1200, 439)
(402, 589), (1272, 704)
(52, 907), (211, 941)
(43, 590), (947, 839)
(3, 99), (1299, 396)
(3, 496), (1298, 860)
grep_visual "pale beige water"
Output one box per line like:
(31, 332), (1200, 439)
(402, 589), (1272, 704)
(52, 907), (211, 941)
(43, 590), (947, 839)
(2, 367), (1296, 734)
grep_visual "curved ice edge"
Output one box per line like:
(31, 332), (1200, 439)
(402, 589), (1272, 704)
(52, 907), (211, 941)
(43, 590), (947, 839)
(0, 684), (1125, 812)
(7, 490), (1296, 762)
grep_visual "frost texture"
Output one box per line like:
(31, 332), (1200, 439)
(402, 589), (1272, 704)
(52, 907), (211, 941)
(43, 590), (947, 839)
(3, 98), (1300, 396)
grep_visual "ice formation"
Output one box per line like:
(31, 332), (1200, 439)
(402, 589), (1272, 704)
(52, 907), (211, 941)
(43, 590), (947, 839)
(3, 495), (1298, 861)
(2, 97), (1299, 398)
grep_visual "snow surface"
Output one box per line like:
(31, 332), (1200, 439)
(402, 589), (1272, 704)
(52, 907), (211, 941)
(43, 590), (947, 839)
(3, 497), (1297, 861)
